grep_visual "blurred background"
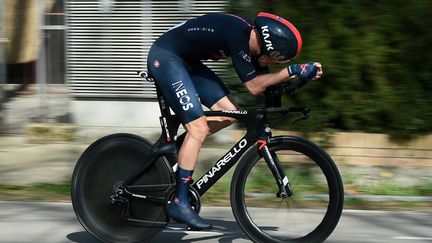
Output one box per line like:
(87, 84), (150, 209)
(0, 0), (431, 209)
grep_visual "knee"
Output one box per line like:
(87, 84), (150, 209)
(186, 118), (210, 143)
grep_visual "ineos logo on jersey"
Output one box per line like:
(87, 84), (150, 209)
(172, 80), (194, 111)
(239, 50), (251, 62)
(261, 26), (274, 51)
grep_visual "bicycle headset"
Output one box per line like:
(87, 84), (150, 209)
(254, 12), (303, 63)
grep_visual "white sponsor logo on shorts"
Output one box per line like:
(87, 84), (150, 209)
(172, 80), (194, 111)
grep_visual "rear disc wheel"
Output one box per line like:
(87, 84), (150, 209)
(71, 134), (172, 243)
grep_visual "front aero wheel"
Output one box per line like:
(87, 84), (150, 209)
(231, 136), (344, 243)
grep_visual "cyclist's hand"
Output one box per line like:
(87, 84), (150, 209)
(287, 62), (322, 80)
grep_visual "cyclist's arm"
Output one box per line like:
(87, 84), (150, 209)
(244, 68), (291, 96)
(227, 35), (292, 95)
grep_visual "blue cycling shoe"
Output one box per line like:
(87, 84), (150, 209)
(167, 200), (212, 230)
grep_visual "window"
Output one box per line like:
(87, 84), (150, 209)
(44, 0), (66, 84)
(66, 0), (227, 99)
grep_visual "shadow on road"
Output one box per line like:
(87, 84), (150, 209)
(67, 231), (102, 243)
(67, 219), (249, 243)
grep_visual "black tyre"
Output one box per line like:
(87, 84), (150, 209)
(71, 134), (172, 243)
(231, 136), (344, 243)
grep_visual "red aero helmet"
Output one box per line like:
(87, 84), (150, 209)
(254, 12), (302, 62)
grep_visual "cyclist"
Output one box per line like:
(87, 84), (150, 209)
(147, 12), (323, 230)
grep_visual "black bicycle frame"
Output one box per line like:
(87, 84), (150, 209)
(122, 84), (306, 198)
(193, 110), (268, 195)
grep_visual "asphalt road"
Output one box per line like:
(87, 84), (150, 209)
(0, 201), (431, 243)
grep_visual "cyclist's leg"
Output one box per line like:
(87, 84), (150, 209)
(190, 63), (239, 134)
(179, 117), (208, 170)
(148, 58), (207, 170)
(147, 48), (212, 229)
(208, 95), (239, 134)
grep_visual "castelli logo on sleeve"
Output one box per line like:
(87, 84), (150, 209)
(261, 26), (274, 51)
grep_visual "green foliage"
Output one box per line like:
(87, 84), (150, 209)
(227, 0), (432, 140)
(0, 182), (71, 201)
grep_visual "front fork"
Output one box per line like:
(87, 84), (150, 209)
(258, 139), (293, 198)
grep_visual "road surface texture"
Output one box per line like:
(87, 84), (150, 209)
(0, 201), (431, 243)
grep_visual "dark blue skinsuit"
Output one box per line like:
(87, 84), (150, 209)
(147, 13), (268, 124)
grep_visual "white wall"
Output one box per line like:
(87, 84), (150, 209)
(71, 100), (162, 139)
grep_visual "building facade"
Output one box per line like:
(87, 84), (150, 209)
(66, 0), (227, 133)
(0, 0), (228, 134)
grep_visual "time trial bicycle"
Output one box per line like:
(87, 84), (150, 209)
(71, 71), (344, 243)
